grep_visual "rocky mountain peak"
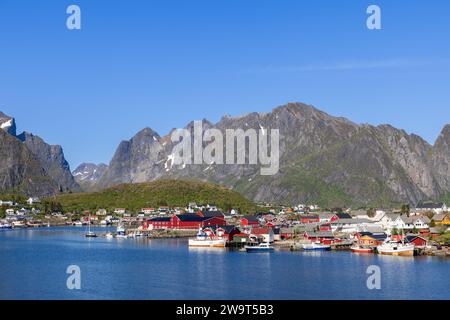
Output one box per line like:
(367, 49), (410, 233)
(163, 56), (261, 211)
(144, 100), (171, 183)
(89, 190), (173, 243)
(0, 111), (17, 136)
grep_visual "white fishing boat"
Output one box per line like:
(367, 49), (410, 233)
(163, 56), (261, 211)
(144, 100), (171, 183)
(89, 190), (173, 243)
(302, 242), (331, 251)
(377, 240), (414, 256)
(188, 228), (226, 248)
(377, 231), (415, 257)
(245, 242), (274, 252)
(115, 225), (128, 239)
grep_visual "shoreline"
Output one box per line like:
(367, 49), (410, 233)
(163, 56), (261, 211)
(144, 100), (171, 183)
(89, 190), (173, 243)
(2, 226), (449, 258)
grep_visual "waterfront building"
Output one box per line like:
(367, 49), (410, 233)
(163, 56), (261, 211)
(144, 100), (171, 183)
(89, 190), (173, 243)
(241, 215), (260, 227)
(144, 214), (226, 230)
(249, 228), (275, 243)
(405, 235), (428, 248)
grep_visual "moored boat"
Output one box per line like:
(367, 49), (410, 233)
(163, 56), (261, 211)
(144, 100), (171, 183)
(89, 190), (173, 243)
(376, 241), (414, 256)
(115, 225), (128, 238)
(302, 242), (331, 251)
(188, 228), (226, 248)
(351, 245), (374, 254)
(0, 222), (12, 229)
(245, 242), (274, 252)
(85, 214), (97, 238)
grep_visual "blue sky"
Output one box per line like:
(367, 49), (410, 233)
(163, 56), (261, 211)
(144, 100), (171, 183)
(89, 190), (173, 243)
(0, 0), (449, 169)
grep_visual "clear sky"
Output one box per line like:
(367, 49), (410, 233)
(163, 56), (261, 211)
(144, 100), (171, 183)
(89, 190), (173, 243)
(0, 0), (449, 169)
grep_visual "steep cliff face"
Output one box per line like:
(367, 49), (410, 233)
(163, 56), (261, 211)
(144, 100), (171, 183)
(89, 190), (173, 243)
(96, 102), (450, 207)
(17, 132), (81, 193)
(0, 130), (59, 196)
(96, 128), (165, 189)
(0, 111), (80, 196)
(432, 125), (450, 191)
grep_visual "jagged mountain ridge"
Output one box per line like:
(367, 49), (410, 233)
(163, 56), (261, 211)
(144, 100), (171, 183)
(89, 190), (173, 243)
(96, 103), (450, 207)
(0, 112), (80, 196)
(73, 163), (108, 191)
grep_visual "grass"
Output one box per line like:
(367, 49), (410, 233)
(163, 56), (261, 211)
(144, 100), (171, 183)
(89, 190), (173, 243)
(51, 179), (257, 214)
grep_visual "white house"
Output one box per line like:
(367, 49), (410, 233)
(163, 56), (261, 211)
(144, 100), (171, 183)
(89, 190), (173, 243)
(331, 218), (372, 234)
(0, 200), (14, 206)
(114, 208), (126, 215)
(388, 215), (431, 231)
(26, 197), (41, 205)
(249, 228), (275, 243)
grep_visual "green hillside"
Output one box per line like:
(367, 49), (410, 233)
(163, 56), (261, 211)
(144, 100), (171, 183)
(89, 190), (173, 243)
(52, 179), (256, 213)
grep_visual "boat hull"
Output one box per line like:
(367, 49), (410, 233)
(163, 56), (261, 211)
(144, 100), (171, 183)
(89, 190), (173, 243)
(245, 248), (274, 253)
(303, 247), (331, 251)
(377, 250), (414, 256)
(351, 247), (373, 254)
(189, 239), (226, 248)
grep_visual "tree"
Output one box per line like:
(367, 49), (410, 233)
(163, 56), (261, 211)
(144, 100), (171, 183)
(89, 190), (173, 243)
(367, 208), (376, 218)
(412, 227), (419, 234)
(391, 228), (399, 236)
(401, 204), (410, 217)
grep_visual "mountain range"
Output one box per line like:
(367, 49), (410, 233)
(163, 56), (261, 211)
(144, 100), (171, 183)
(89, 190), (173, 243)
(1, 103), (449, 207)
(0, 112), (80, 196)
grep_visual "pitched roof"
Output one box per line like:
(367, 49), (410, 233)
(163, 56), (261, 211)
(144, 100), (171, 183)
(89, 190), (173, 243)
(251, 228), (273, 235)
(305, 230), (334, 238)
(204, 225), (239, 234)
(242, 215), (259, 223)
(416, 201), (444, 209)
(149, 217), (171, 222)
(405, 235), (427, 243)
(201, 211), (225, 218)
(358, 232), (387, 241)
(432, 214), (446, 221)
(176, 214), (209, 222)
(319, 213), (336, 219)
(336, 213), (352, 219)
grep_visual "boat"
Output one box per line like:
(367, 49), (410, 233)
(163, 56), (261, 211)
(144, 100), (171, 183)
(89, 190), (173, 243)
(85, 231), (98, 238)
(115, 225), (128, 239)
(188, 228), (226, 248)
(0, 222), (12, 229)
(11, 221), (27, 228)
(245, 242), (274, 252)
(85, 214), (97, 238)
(377, 230), (415, 257)
(105, 232), (114, 239)
(377, 241), (414, 256)
(73, 221), (83, 227)
(302, 242), (331, 251)
(351, 245), (374, 254)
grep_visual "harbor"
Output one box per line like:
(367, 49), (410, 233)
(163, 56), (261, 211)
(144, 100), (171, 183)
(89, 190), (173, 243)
(1, 226), (449, 300)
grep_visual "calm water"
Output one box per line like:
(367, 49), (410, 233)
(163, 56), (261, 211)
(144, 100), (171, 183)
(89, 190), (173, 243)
(0, 227), (448, 300)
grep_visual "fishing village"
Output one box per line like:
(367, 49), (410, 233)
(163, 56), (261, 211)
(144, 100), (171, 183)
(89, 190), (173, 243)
(1, 197), (450, 257)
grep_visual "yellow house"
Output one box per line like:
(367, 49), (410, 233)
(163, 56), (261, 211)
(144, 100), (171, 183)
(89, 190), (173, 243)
(442, 214), (450, 226)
